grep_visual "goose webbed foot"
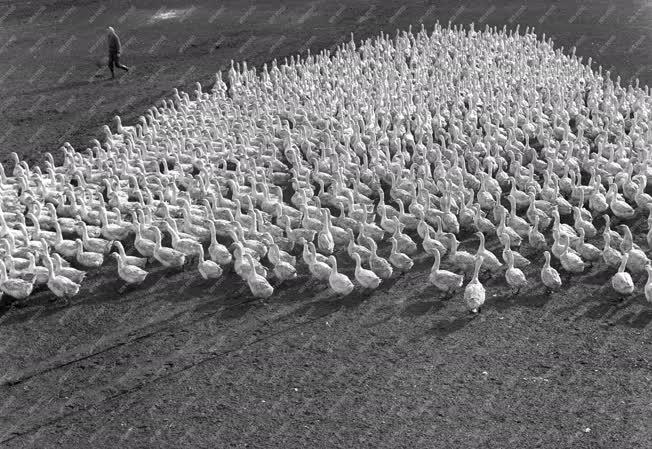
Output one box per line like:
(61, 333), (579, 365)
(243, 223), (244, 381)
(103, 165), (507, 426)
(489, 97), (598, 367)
(469, 307), (481, 316)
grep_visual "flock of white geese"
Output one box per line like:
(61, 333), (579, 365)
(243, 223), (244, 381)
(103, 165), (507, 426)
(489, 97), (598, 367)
(2, 23), (652, 313)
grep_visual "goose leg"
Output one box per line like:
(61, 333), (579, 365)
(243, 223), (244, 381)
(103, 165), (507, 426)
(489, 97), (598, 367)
(469, 307), (481, 315)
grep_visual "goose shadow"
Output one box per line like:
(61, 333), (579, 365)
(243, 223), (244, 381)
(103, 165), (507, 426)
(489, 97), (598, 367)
(576, 265), (616, 286)
(0, 295), (16, 317)
(294, 290), (368, 320)
(276, 279), (370, 321)
(0, 291), (78, 325)
(1, 264), (255, 326)
(400, 299), (446, 317)
(491, 288), (553, 311)
(552, 281), (651, 329)
(426, 314), (475, 337)
(615, 308), (652, 328)
(579, 289), (650, 325)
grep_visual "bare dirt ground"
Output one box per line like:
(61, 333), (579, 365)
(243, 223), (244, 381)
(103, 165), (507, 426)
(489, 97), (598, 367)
(0, 1), (651, 447)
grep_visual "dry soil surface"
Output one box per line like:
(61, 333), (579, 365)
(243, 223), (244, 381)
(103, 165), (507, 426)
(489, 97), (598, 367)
(0, 1), (651, 448)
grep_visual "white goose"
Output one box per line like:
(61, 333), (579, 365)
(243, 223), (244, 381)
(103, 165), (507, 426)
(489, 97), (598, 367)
(44, 253), (80, 303)
(504, 250), (528, 295)
(113, 252), (148, 284)
(243, 253), (274, 299)
(113, 241), (147, 268)
(197, 245), (223, 280)
(0, 260), (34, 300)
(464, 255), (485, 314)
(367, 239), (393, 280)
(352, 252), (381, 289)
(540, 251), (562, 292)
(328, 256), (354, 295)
(428, 247), (463, 297)
(474, 232), (502, 271)
(611, 253), (634, 297)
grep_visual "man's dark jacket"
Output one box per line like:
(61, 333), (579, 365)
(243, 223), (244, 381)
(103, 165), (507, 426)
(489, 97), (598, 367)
(108, 32), (121, 54)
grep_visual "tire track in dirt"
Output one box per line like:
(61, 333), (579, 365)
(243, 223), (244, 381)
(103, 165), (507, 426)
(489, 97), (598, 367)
(0, 272), (371, 443)
(1, 286), (255, 387)
(0, 263), (246, 380)
(0, 264), (426, 444)
(0, 250), (421, 387)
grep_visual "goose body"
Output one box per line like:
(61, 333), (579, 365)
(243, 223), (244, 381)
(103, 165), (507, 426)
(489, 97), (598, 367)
(504, 251), (528, 294)
(113, 252), (148, 284)
(44, 254), (80, 301)
(207, 221), (232, 265)
(645, 265), (652, 305)
(611, 253), (634, 296)
(328, 256), (354, 295)
(448, 234), (475, 272)
(560, 235), (585, 273)
(272, 259), (297, 282)
(602, 232), (623, 268)
(76, 221), (112, 254)
(52, 252), (86, 284)
(464, 256), (485, 313)
(474, 232), (502, 271)
(0, 260), (34, 299)
(501, 235), (530, 269)
(388, 237), (414, 272)
(25, 253), (49, 285)
(352, 253), (381, 289)
(428, 248), (463, 294)
(541, 251), (562, 292)
(307, 245), (332, 281)
(114, 241), (147, 268)
(197, 245), (223, 280)
(368, 240), (393, 280)
(422, 227), (447, 258)
(152, 227), (186, 268)
(243, 254), (274, 299)
(134, 223), (156, 258)
(572, 228), (601, 262)
(74, 239), (104, 268)
(166, 222), (202, 258)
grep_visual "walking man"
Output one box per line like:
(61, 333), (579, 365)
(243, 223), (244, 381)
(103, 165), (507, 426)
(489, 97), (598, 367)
(107, 26), (129, 79)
